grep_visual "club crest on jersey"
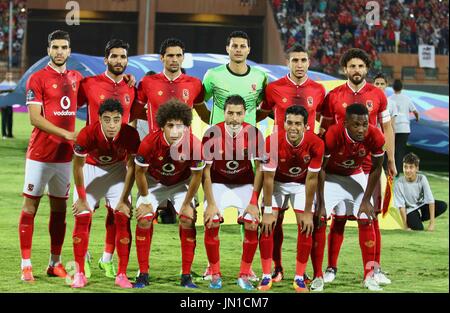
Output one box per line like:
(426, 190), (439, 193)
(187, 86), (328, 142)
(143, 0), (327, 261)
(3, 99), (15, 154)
(182, 89), (189, 101)
(72, 81), (77, 92)
(158, 90), (163, 96)
(27, 184), (34, 192)
(251, 83), (256, 92)
(125, 94), (130, 104)
(366, 100), (374, 111)
(303, 155), (311, 163)
(307, 96), (313, 108)
(358, 148), (366, 157)
(26, 90), (35, 102)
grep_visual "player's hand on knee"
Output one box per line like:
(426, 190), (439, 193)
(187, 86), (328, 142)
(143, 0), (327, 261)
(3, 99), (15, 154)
(116, 200), (132, 218)
(244, 204), (260, 224)
(357, 200), (375, 220)
(72, 199), (91, 216)
(204, 204), (220, 229)
(300, 212), (314, 237)
(135, 203), (153, 220)
(180, 204), (195, 221)
(261, 212), (276, 236)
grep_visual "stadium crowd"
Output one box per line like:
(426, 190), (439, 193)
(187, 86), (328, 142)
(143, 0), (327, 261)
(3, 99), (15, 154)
(271, 0), (449, 75)
(0, 0), (26, 67)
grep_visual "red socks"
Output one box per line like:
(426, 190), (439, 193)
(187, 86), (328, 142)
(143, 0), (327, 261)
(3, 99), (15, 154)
(272, 214), (284, 269)
(72, 213), (92, 273)
(327, 218), (346, 268)
(296, 225), (312, 277)
(104, 206), (116, 255)
(19, 211), (35, 259)
(179, 226), (196, 275)
(311, 222), (327, 278)
(259, 231), (274, 275)
(204, 226), (220, 275)
(49, 211), (66, 256)
(115, 211), (131, 275)
(358, 221), (376, 278)
(239, 228), (258, 276)
(373, 219), (381, 265)
(135, 224), (153, 274)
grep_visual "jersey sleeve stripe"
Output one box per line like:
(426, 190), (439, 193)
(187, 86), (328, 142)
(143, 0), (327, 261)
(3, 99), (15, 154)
(381, 110), (391, 123)
(26, 101), (43, 106)
(371, 152), (385, 157)
(308, 167), (321, 172)
(73, 151), (88, 157)
(134, 159), (149, 167)
(261, 165), (277, 172)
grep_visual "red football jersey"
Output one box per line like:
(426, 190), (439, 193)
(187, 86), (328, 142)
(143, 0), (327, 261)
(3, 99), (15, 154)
(78, 72), (136, 125)
(262, 75), (326, 131)
(135, 129), (205, 186)
(202, 122), (264, 185)
(262, 130), (324, 184)
(136, 72), (204, 132)
(321, 81), (390, 127)
(73, 122), (140, 166)
(25, 64), (82, 163)
(324, 123), (385, 176)
(322, 81), (390, 173)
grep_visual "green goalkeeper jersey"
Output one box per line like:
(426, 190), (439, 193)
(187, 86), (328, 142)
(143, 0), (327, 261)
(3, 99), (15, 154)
(203, 64), (268, 125)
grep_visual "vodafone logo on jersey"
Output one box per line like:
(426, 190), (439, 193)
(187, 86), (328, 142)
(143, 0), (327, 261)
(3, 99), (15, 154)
(95, 155), (114, 164)
(162, 163), (176, 174)
(288, 166), (306, 177)
(339, 159), (357, 168)
(54, 96), (75, 116)
(226, 161), (239, 170)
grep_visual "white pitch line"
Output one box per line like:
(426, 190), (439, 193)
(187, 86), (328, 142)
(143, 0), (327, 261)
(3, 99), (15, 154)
(423, 171), (449, 181)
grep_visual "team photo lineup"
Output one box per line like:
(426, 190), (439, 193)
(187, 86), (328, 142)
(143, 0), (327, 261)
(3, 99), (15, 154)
(4, 1), (447, 294)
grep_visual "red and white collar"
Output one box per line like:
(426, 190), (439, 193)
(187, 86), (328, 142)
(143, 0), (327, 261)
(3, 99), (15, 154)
(47, 62), (67, 74)
(285, 132), (304, 148)
(104, 71), (124, 84)
(346, 80), (367, 94)
(287, 74), (309, 87)
(163, 70), (182, 82)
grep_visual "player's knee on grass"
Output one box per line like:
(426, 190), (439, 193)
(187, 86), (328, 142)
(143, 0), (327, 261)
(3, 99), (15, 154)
(22, 197), (40, 215)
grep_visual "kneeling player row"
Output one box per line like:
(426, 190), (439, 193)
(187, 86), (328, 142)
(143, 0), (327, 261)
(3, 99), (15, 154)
(21, 96), (386, 291)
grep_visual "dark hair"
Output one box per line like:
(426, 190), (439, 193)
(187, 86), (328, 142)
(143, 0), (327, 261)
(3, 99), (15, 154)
(285, 105), (308, 123)
(105, 39), (129, 58)
(224, 94), (246, 111)
(98, 98), (123, 116)
(345, 103), (369, 118)
(145, 70), (157, 76)
(159, 38), (185, 56)
(227, 31), (250, 47)
(403, 152), (420, 167)
(48, 30), (70, 47)
(393, 79), (403, 92)
(285, 44), (307, 58)
(156, 99), (192, 128)
(340, 48), (371, 68)
(373, 72), (388, 83)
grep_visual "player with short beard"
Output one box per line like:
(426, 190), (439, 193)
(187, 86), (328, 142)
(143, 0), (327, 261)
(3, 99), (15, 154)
(202, 95), (265, 290)
(18, 30), (83, 282)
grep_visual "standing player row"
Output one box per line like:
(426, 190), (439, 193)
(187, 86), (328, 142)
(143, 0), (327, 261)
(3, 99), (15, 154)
(18, 29), (394, 292)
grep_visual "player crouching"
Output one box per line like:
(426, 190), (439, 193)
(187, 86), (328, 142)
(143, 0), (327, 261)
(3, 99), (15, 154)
(133, 99), (204, 289)
(71, 99), (140, 288)
(259, 105), (324, 292)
